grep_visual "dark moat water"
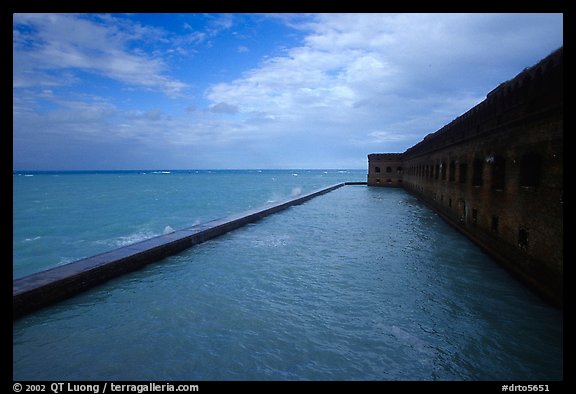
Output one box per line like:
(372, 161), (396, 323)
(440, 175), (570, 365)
(13, 185), (562, 380)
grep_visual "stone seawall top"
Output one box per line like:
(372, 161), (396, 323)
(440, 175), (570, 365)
(14, 183), (358, 319)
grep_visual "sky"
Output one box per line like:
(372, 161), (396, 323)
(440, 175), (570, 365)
(12, 13), (563, 170)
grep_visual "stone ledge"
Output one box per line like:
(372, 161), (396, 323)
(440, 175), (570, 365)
(13, 183), (347, 320)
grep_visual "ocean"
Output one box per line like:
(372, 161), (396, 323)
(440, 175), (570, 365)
(13, 170), (364, 279)
(12, 170), (562, 380)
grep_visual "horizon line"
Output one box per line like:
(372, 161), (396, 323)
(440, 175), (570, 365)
(13, 168), (368, 173)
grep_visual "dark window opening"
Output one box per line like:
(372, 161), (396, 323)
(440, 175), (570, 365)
(472, 208), (478, 224)
(491, 215), (499, 233)
(448, 198), (452, 208)
(435, 164), (440, 180)
(458, 199), (466, 222)
(519, 152), (542, 188)
(397, 166), (403, 173)
(472, 158), (483, 186)
(459, 163), (468, 184)
(441, 162), (447, 180)
(518, 227), (529, 250)
(492, 155), (506, 191)
(375, 179), (380, 183)
(386, 166), (392, 173)
(449, 161), (456, 182)
(374, 166), (381, 173)
(386, 178), (392, 184)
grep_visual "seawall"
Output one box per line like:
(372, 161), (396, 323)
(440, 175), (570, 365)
(13, 183), (352, 320)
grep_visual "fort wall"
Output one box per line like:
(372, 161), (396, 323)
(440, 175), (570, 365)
(368, 48), (563, 306)
(367, 153), (404, 186)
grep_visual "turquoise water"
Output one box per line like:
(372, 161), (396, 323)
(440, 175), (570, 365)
(13, 170), (364, 279)
(13, 179), (562, 380)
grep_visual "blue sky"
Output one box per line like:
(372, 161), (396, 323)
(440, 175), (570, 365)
(13, 13), (563, 170)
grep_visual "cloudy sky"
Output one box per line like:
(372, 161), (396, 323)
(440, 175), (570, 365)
(13, 13), (563, 170)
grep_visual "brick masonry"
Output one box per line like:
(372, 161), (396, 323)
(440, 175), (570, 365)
(368, 48), (563, 307)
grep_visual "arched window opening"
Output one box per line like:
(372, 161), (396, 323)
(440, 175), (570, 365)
(459, 163), (467, 183)
(518, 227), (529, 250)
(491, 215), (499, 233)
(457, 199), (466, 223)
(449, 161), (456, 182)
(492, 155), (506, 191)
(519, 152), (542, 188)
(472, 158), (483, 186)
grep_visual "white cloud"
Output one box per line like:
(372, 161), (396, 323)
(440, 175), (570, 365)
(205, 13), (562, 151)
(13, 13), (188, 97)
(13, 13), (563, 170)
